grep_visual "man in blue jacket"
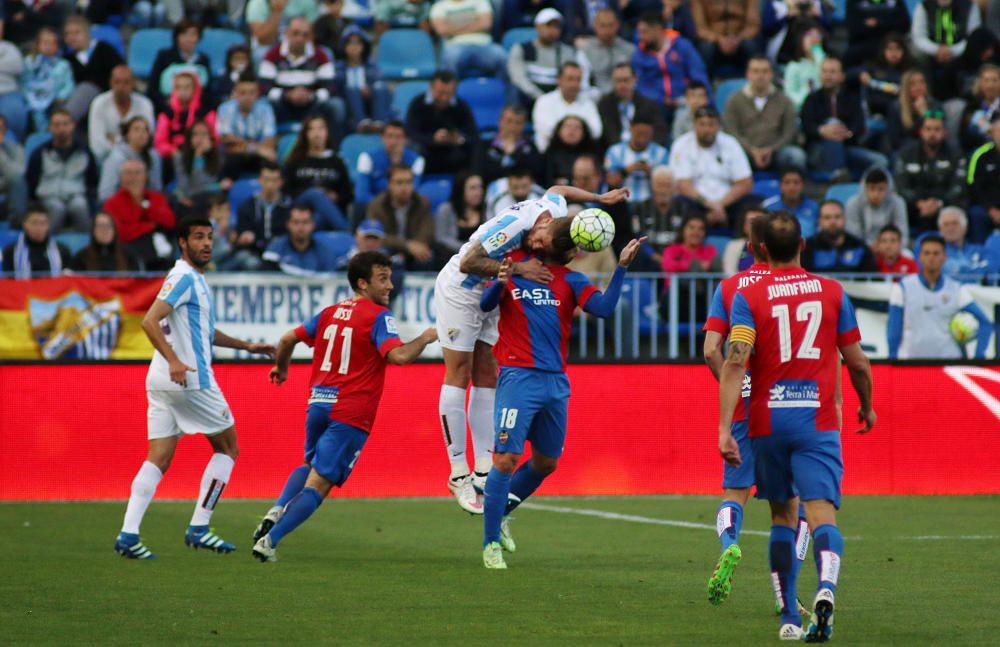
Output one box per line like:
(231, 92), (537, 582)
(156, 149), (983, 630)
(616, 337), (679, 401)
(631, 11), (709, 125)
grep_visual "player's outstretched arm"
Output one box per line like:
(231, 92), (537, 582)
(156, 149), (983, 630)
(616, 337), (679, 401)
(718, 341), (751, 466)
(213, 330), (276, 357)
(141, 298), (194, 387)
(269, 329), (300, 385)
(546, 184), (630, 205)
(386, 328), (439, 366)
(841, 342), (876, 433)
(580, 237), (647, 318)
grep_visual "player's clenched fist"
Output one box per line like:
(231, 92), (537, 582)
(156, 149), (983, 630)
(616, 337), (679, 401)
(269, 366), (287, 386)
(718, 428), (741, 467)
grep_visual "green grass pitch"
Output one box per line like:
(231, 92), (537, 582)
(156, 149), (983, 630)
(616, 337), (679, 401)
(2, 496), (996, 645)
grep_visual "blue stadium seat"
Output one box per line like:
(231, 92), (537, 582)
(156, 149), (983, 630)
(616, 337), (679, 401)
(752, 179), (780, 201)
(25, 133), (51, 159)
(128, 28), (172, 80)
(198, 29), (247, 77)
(55, 232), (90, 255)
(376, 29), (436, 80)
(391, 80), (429, 120)
(313, 231), (355, 267)
(714, 78), (744, 112)
(91, 24), (125, 58)
(825, 182), (860, 205)
(418, 176), (453, 213)
(706, 235), (732, 257)
(0, 229), (18, 250)
(906, 0), (919, 14)
(0, 220), (8, 232)
(339, 133), (382, 181)
(277, 133), (297, 164)
(457, 77), (505, 133)
(227, 179), (260, 227)
(501, 27), (536, 52)
(833, 0), (846, 22)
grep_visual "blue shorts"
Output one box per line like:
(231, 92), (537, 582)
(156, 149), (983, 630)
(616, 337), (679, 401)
(493, 367), (570, 458)
(722, 420), (755, 489)
(305, 404), (369, 487)
(751, 431), (843, 509)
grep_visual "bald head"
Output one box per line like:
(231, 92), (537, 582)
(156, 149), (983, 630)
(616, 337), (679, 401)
(110, 65), (134, 100)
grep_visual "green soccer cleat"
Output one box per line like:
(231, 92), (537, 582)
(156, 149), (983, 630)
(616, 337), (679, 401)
(483, 542), (507, 569)
(707, 544), (742, 605)
(499, 516), (516, 553)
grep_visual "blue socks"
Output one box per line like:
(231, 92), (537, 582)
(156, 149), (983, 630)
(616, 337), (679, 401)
(505, 462), (547, 515)
(483, 467), (512, 547)
(769, 524), (801, 626)
(268, 487), (323, 547)
(276, 465), (311, 508)
(812, 524), (844, 594)
(716, 501), (744, 551)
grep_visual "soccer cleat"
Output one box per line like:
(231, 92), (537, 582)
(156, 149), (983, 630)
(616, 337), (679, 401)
(707, 544), (742, 605)
(779, 624), (805, 641)
(448, 475), (483, 515)
(185, 525), (236, 553)
(252, 535), (276, 562)
(499, 516), (516, 553)
(253, 506), (284, 542)
(114, 532), (157, 559)
(471, 471), (489, 495)
(482, 542), (507, 569)
(805, 589), (835, 643)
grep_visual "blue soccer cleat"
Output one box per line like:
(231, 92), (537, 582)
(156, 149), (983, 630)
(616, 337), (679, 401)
(114, 532), (157, 559)
(185, 525), (236, 553)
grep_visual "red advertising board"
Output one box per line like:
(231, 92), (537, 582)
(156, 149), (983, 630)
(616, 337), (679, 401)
(1, 363), (998, 500)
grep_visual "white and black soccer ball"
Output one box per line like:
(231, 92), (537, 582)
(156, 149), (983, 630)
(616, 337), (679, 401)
(570, 208), (615, 252)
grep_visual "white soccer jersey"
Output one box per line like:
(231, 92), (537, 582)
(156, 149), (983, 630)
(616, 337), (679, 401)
(890, 274), (973, 359)
(146, 260), (217, 391)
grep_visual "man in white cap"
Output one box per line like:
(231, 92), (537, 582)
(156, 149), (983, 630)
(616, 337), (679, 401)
(507, 8), (593, 107)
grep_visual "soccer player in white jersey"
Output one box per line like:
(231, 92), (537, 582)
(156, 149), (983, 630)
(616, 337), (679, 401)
(434, 183), (629, 513)
(114, 216), (276, 559)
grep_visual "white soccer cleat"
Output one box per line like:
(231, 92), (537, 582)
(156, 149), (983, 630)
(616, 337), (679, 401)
(252, 505), (284, 542)
(448, 475), (483, 515)
(499, 516), (516, 553)
(252, 535), (276, 563)
(779, 623), (805, 641)
(471, 471), (488, 495)
(482, 542), (507, 569)
(805, 589), (835, 643)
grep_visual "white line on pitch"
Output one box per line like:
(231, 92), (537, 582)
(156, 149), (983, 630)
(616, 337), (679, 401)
(904, 535), (999, 540)
(520, 502), (771, 536)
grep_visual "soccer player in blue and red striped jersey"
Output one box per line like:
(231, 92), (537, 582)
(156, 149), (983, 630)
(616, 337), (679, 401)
(718, 211), (875, 641)
(477, 220), (646, 569)
(251, 252), (437, 562)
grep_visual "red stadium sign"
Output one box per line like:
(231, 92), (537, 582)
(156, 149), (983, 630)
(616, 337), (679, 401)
(0, 364), (997, 500)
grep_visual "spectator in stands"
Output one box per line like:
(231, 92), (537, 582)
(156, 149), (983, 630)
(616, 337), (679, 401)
(959, 63), (1000, 151)
(432, 0), (506, 80)
(783, 23), (826, 108)
(634, 165), (685, 259)
(211, 44), (251, 101)
(937, 206), (991, 276)
(762, 168), (819, 239)
(315, 0), (352, 58)
(154, 71), (217, 163)
(217, 71), (278, 180)
(365, 164), (436, 270)
(356, 119), (425, 211)
(724, 55), (806, 173)
(3, 1), (64, 46)
(651, 0), (698, 41)
(234, 160), (293, 269)
(986, 224), (1000, 272)
(435, 170), (485, 255)
(544, 115), (600, 185)
(569, 153), (634, 253)
(147, 18), (213, 113)
(486, 165), (544, 217)
(895, 110), (965, 235)
(508, 9), (588, 107)
(852, 33), (913, 122)
(375, 0), (431, 40)
(965, 115), (1000, 243)
(164, 0), (245, 26)
(0, 114), (27, 222)
(21, 27), (73, 135)
(262, 204), (345, 274)
(247, 0), (320, 55)
(282, 114), (352, 231)
(533, 62), (602, 152)
(691, 0), (759, 77)
(27, 109), (97, 233)
(172, 121), (226, 219)
(88, 65), (155, 164)
(659, 213), (719, 316)
(802, 57), (888, 182)
(887, 69), (941, 150)
(632, 10), (708, 119)
(911, 0), (985, 99)
(721, 204), (766, 276)
(404, 69), (477, 175)
(475, 105), (541, 185)
(70, 211), (140, 272)
(128, 0), (167, 27)
(845, 0), (912, 68)
(62, 16), (124, 123)
(581, 8), (635, 95)
(337, 26), (391, 133)
(802, 199), (878, 272)
(845, 167), (909, 246)
(207, 193), (241, 271)
(670, 79), (708, 141)
(99, 116), (163, 203)
(598, 62), (667, 150)
(1, 204), (70, 277)
(0, 30), (25, 141)
(670, 105), (752, 231)
(103, 159), (177, 270)
(762, 0), (831, 64)
(874, 223), (919, 274)
(605, 110), (669, 203)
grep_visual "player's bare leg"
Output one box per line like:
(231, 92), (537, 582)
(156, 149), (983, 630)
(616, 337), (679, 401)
(254, 469), (334, 562)
(185, 426), (239, 553)
(469, 341), (498, 495)
(115, 436), (179, 559)
(708, 487), (750, 605)
(441, 348), (482, 514)
(803, 500), (842, 643)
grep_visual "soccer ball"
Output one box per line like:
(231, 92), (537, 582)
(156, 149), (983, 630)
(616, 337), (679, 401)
(949, 311), (979, 344)
(570, 208), (615, 252)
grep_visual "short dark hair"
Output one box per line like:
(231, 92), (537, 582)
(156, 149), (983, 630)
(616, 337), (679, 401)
(559, 61), (582, 76)
(177, 215), (212, 240)
(762, 210), (802, 263)
(749, 209), (769, 253)
(49, 107), (73, 123)
(348, 251), (393, 291)
(546, 217), (577, 265)
(173, 17), (202, 43)
(919, 233), (946, 251)
(878, 223), (902, 238)
(500, 104), (527, 120)
(208, 192), (229, 209)
(780, 168), (804, 182)
(865, 168), (889, 185)
(388, 164), (414, 181)
(383, 119), (405, 133)
(612, 62), (635, 75)
(507, 165), (533, 179)
(259, 159), (281, 174)
(235, 70), (258, 85)
(290, 202), (314, 216)
(819, 199), (844, 213)
(686, 80), (708, 93)
(25, 202), (49, 220)
(747, 54), (772, 69)
(638, 10), (664, 27)
(431, 69), (457, 84)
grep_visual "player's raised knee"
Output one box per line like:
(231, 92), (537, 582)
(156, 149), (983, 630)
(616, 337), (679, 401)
(532, 455), (559, 476)
(493, 452), (520, 473)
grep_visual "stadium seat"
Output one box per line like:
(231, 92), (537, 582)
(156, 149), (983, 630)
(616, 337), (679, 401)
(833, 0), (846, 22)
(418, 176), (453, 213)
(227, 179), (260, 227)
(313, 231), (355, 267)
(127, 28), (172, 80)
(457, 77), (505, 133)
(376, 29), (436, 80)
(501, 27), (536, 52)
(714, 78), (744, 111)
(0, 228), (18, 250)
(706, 235), (732, 257)
(751, 179), (780, 201)
(55, 232), (90, 255)
(91, 24), (125, 58)
(198, 29), (248, 77)
(277, 133), (297, 164)
(25, 133), (51, 159)
(825, 182), (860, 205)
(339, 133), (382, 181)
(391, 80), (429, 120)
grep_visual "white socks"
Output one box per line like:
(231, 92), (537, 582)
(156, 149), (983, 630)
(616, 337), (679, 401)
(468, 386), (495, 474)
(121, 461), (163, 535)
(440, 385), (468, 477)
(190, 453), (235, 526)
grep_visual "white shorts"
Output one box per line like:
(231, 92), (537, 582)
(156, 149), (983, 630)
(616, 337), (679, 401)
(433, 281), (499, 352)
(147, 388), (235, 440)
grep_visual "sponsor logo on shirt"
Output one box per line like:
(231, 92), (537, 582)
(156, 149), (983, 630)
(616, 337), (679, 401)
(486, 231), (509, 249)
(768, 381), (820, 408)
(511, 287), (561, 306)
(158, 282), (173, 299)
(498, 431), (509, 444)
(741, 373), (751, 399)
(308, 386), (340, 405)
(384, 316), (399, 334)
